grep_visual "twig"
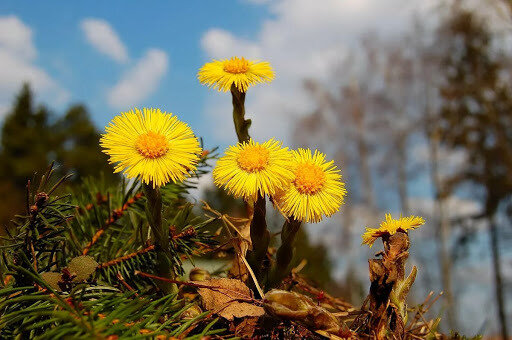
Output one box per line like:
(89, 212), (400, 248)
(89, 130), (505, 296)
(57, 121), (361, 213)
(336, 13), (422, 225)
(29, 240), (37, 272)
(170, 226), (197, 239)
(406, 291), (434, 331)
(97, 244), (155, 269)
(292, 273), (353, 311)
(116, 272), (138, 296)
(203, 201), (265, 298)
(134, 271), (261, 304)
(221, 217), (264, 298)
(82, 192), (144, 255)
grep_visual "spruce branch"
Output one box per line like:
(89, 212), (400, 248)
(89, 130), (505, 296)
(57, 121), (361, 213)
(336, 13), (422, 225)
(97, 244), (155, 269)
(82, 192), (144, 255)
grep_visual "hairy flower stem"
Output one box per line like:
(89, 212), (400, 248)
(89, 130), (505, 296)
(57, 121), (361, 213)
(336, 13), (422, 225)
(248, 195), (270, 281)
(230, 84), (270, 284)
(268, 218), (302, 287)
(230, 84), (251, 143)
(142, 183), (177, 294)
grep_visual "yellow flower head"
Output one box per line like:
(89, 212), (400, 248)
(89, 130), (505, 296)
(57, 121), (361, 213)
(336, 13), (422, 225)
(100, 108), (202, 188)
(198, 56), (274, 92)
(213, 139), (294, 201)
(362, 214), (425, 247)
(274, 149), (346, 223)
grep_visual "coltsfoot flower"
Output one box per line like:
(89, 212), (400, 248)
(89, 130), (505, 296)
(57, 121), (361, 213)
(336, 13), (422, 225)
(213, 139), (294, 201)
(362, 214), (425, 247)
(274, 149), (346, 223)
(100, 108), (201, 187)
(198, 56), (274, 92)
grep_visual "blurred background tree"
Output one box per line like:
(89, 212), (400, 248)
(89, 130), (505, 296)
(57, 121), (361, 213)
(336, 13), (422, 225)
(437, 5), (512, 339)
(293, 2), (512, 336)
(0, 84), (115, 228)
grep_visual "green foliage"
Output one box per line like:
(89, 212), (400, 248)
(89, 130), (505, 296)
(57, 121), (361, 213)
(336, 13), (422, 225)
(292, 228), (333, 287)
(53, 104), (114, 182)
(0, 84), (52, 188)
(0, 84), (116, 227)
(0, 152), (226, 339)
(0, 273), (220, 339)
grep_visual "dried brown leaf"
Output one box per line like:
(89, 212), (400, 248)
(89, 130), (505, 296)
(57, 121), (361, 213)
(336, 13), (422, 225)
(234, 316), (259, 338)
(227, 220), (252, 282)
(264, 289), (348, 334)
(196, 278), (264, 321)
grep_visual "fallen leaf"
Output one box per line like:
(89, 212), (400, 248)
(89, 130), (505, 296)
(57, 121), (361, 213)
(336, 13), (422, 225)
(234, 316), (259, 338)
(196, 278), (264, 321)
(228, 220), (251, 282)
(264, 289), (348, 334)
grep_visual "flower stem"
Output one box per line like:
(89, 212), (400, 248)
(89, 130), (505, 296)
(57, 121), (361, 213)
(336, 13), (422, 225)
(230, 84), (251, 143)
(230, 84), (270, 284)
(248, 194), (270, 280)
(142, 183), (177, 294)
(268, 217), (302, 287)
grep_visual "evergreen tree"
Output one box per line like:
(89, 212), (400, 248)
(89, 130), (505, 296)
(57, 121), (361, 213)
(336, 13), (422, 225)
(0, 84), (115, 228)
(53, 104), (114, 181)
(0, 84), (53, 187)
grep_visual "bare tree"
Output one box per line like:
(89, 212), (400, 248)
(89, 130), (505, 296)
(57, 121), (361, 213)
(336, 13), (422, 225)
(437, 6), (512, 338)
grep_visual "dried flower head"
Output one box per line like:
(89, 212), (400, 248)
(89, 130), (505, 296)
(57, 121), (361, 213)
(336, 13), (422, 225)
(198, 56), (274, 92)
(362, 214), (425, 247)
(100, 108), (201, 187)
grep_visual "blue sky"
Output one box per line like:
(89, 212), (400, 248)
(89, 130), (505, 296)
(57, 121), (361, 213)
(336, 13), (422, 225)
(0, 0), (433, 149)
(0, 1), (270, 148)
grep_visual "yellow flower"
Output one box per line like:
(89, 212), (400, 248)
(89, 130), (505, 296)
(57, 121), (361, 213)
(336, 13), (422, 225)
(213, 139), (294, 201)
(100, 108), (201, 187)
(362, 214), (425, 247)
(274, 149), (346, 223)
(198, 56), (274, 92)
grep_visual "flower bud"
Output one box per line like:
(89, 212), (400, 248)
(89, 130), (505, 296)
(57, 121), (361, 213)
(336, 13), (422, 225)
(264, 289), (345, 333)
(67, 255), (98, 282)
(180, 305), (202, 320)
(189, 267), (210, 281)
(40, 272), (62, 291)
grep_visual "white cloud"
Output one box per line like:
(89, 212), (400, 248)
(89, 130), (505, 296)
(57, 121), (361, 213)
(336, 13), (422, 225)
(80, 18), (169, 110)
(80, 18), (129, 63)
(107, 49), (168, 109)
(0, 15), (36, 60)
(199, 0), (441, 144)
(0, 16), (68, 119)
(201, 29), (262, 58)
